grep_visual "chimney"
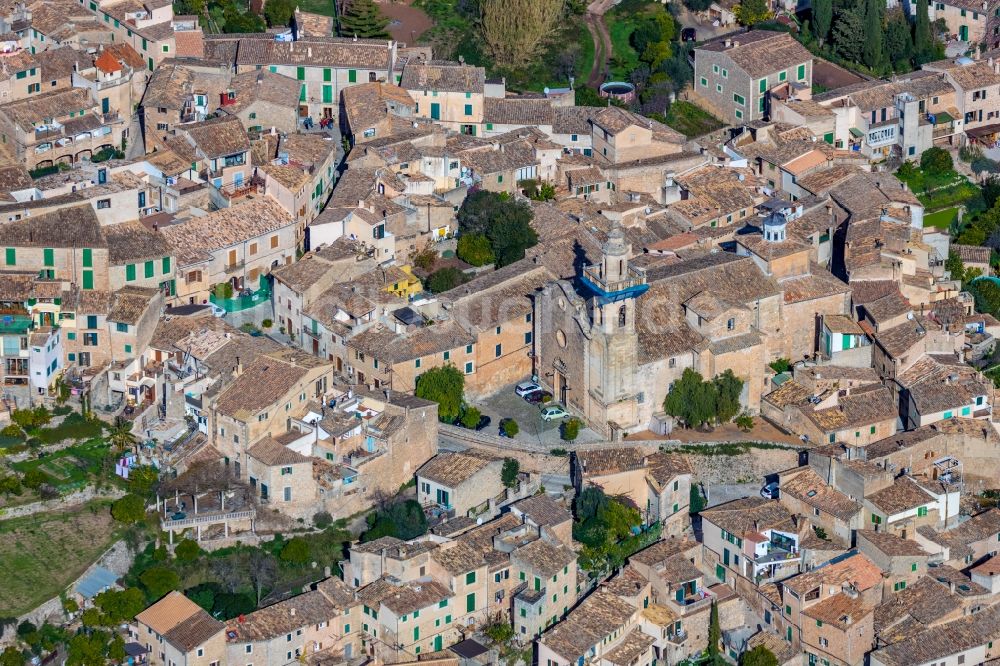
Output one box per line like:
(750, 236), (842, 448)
(307, 47), (312, 58)
(234, 356), (242, 377)
(724, 38), (732, 47)
(290, 608), (296, 617)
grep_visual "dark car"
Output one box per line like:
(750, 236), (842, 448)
(681, 27), (697, 42)
(474, 415), (492, 431)
(524, 390), (553, 404)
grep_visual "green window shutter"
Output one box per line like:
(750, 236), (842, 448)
(67, 332), (75, 341)
(43, 248), (54, 266)
(348, 69), (357, 83)
(126, 264), (135, 281)
(144, 260), (154, 278)
(4, 248), (13, 265)
(142, 38), (147, 50)
(466, 571), (476, 584)
(797, 64), (806, 79)
(124, 344), (132, 354)
(82, 248), (92, 267)
(296, 66), (305, 80)
(779, 70), (786, 81)
(413, 627), (419, 640)
(323, 68), (331, 82)
(465, 592), (475, 613)
(323, 84), (332, 104)
(759, 78), (767, 93)
(162, 257), (171, 274)
(300, 84), (306, 102)
(269, 65), (277, 73)
(464, 104), (472, 115)
(82, 270), (94, 290)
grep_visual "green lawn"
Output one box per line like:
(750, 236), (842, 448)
(11, 438), (113, 492)
(608, 16), (640, 80)
(294, 0), (335, 17)
(0, 501), (118, 616)
(665, 101), (725, 138)
(924, 207), (959, 229)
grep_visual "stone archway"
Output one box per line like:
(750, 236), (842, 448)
(76, 149), (92, 162)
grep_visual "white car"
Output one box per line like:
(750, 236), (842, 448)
(540, 404), (569, 421)
(210, 304), (226, 318)
(515, 381), (541, 397)
(761, 481), (779, 499)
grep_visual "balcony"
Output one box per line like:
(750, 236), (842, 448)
(580, 263), (649, 303)
(0, 313), (32, 335)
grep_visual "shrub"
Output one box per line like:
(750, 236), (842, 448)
(111, 494), (147, 523)
(456, 233), (495, 267)
(174, 539), (202, 562)
(459, 406), (482, 429)
(561, 417), (582, 441)
(501, 458), (520, 488)
(415, 365), (465, 424)
(21, 468), (50, 490)
(313, 511), (333, 529)
(213, 282), (234, 299)
(501, 418), (519, 438)
(261, 318), (273, 328)
(735, 412), (755, 432)
(768, 358), (791, 374)
(412, 249), (437, 272)
(0, 424), (22, 439)
(549, 448), (568, 457)
(280, 537), (311, 564)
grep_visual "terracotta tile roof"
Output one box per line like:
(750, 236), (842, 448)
(135, 591), (204, 635)
(483, 97), (554, 126)
(103, 221), (171, 265)
(0, 204), (103, 248)
(512, 538), (576, 578)
(781, 467), (861, 521)
(576, 447), (646, 477)
(358, 578), (453, 617)
(160, 198), (293, 267)
(173, 28), (205, 58)
(221, 69), (301, 116)
(823, 314), (865, 335)
(801, 592), (874, 629)
(538, 590), (636, 661)
(857, 530), (928, 557)
(645, 452), (693, 487)
(437, 262), (552, 333)
(872, 321), (925, 359)
(780, 265), (851, 304)
(865, 477), (936, 516)
(952, 243), (992, 265)
(700, 497), (794, 537)
(162, 610), (224, 653)
(874, 576), (962, 641)
(805, 385), (897, 433)
(180, 115), (250, 159)
(225, 582), (351, 642)
(782, 552), (883, 594)
(872, 603), (1000, 666)
(698, 30), (812, 79)
(416, 451), (497, 488)
(510, 494), (572, 528)
(234, 37), (393, 70)
(247, 436), (312, 467)
(347, 320), (475, 364)
(603, 628), (654, 666)
(745, 631), (799, 664)
(214, 351), (323, 420)
(108, 286), (160, 326)
(896, 354), (990, 416)
(850, 280), (900, 306)
(431, 541), (484, 576)
(400, 60), (485, 93)
(943, 508), (1000, 542)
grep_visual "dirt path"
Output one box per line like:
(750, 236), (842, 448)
(585, 0), (614, 88)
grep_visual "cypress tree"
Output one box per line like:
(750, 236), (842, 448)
(813, 0), (833, 45)
(862, 0), (888, 72)
(338, 0), (390, 39)
(914, 0), (934, 64)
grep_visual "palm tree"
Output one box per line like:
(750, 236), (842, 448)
(108, 416), (138, 452)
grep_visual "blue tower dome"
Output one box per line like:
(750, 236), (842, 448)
(763, 209), (788, 243)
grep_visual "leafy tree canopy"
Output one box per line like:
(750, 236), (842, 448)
(501, 458), (520, 488)
(740, 645), (779, 666)
(339, 0), (390, 39)
(111, 494), (146, 524)
(414, 364), (465, 423)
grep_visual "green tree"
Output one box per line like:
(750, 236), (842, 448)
(129, 465), (159, 499)
(740, 645), (779, 666)
(921, 146), (954, 176)
(0, 475), (22, 496)
(914, 0), (934, 64)
(280, 537), (311, 565)
(734, 0), (772, 26)
(983, 174), (1000, 208)
(457, 191), (537, 268)
(111, 494), (146, 523)
(713, 370), (744, 423)
(339, 0), (390, 39)
(501, 458), (520, 488)
(575, 486), (608, 522)
(108, 416), (138, 452)
(386, 500), (428, 539)
(707, 601), (721, 661)
(107, 635), (126, 663)
(487, 213), (539, 267)
(174, 539), (202, 562)
(813, 0), (832, 44)
(861, 0), (888, 72)
(456, 233), (495, 267)
(970, 278), (1000, 315)
(264, 0), (295, 26)
(94, 587), (146, 624)
(735, 412), (755, 432)
(0, 647), (22, 666)
(460, 406), (482, 428)
(664, 368), (716, 428)
(414, 364), (465, 423)
(501, 418), (519, 438)
(139, 566), (180, 600)
(426, 267), (465, 293)
(66, 631), (110, 666)
(885, 10), (913, 71)
(561, 417), (581, 441)
(831, 10), (864, 62)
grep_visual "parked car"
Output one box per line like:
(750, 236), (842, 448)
(524, 390), (553, 404)
(210, 304), (226, 318)
(761, 481), (779, 499)
(456, 414), (492, 431)
(540, 404), (569, 421)
(681, 27), (697, 42)
(515, 381), (541, 397)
